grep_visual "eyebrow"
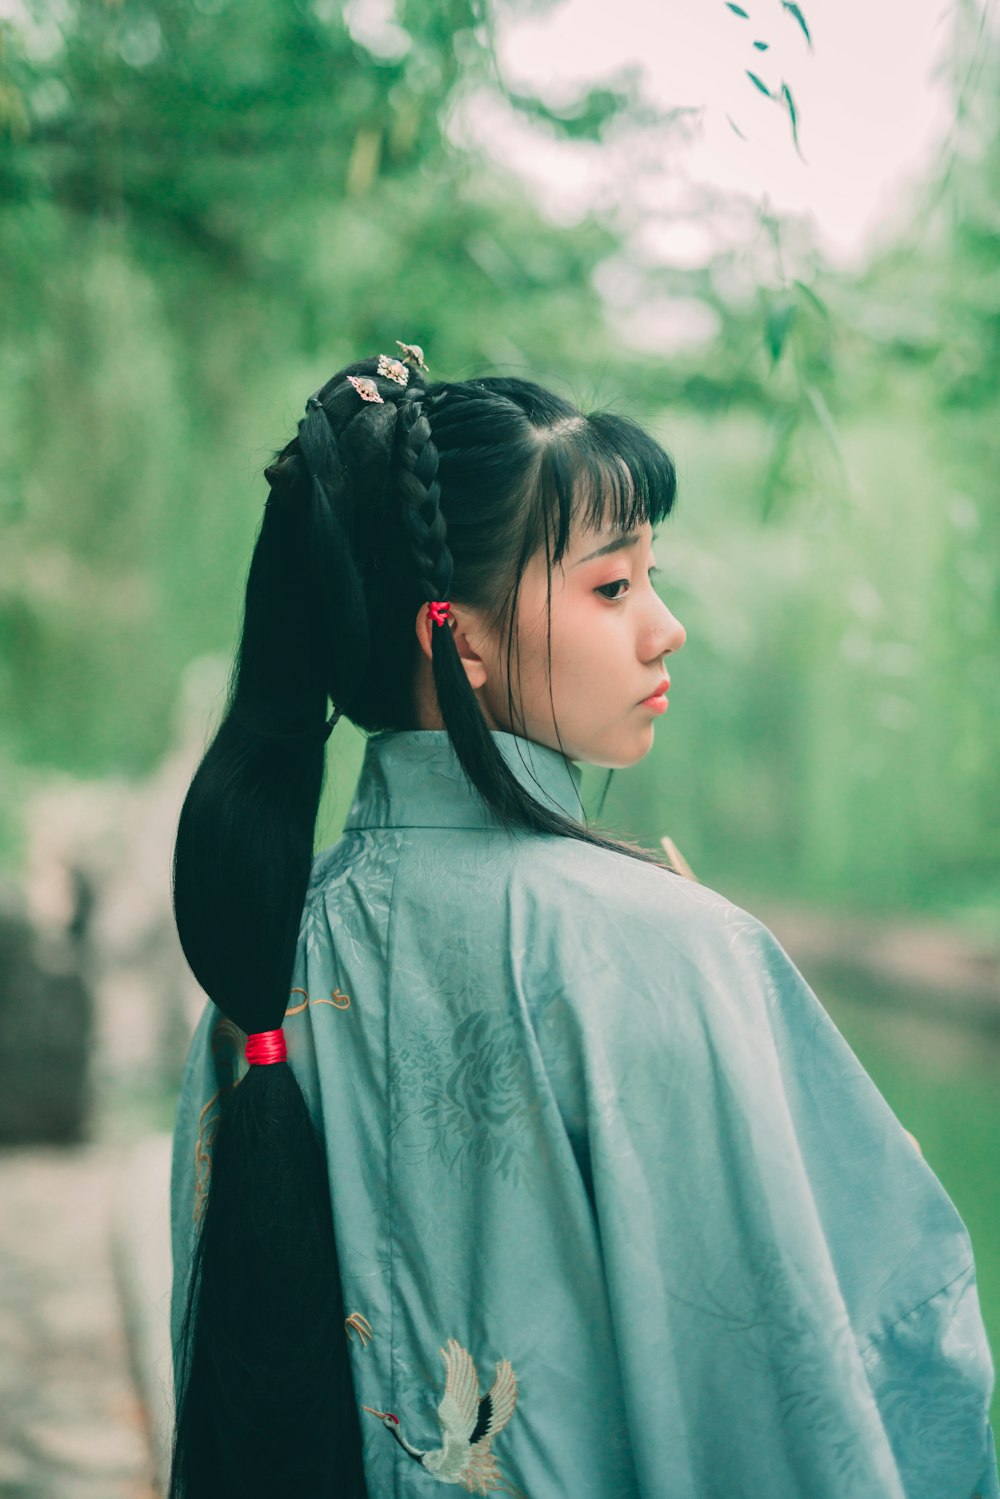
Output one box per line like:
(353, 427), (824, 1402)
(574, 531), (643, 566)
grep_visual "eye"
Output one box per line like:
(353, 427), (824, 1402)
(596, 565), (660, 602)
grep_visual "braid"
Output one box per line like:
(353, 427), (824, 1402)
(291, 391), (374, 715)
(394, 391), (454, 605)
(297, 395), (345, 509)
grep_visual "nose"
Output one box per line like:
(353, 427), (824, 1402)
(660, 603), (686, 657)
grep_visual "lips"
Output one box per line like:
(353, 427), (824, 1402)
(641, 677), (670, 701)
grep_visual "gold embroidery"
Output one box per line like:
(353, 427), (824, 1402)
(211, 1015), (246, 1088)
(318, 988), (351, 1010)
(362, 1337), (525, 1496)
(192, 1016), (247, 1226)
(345, 1312), (374, 1347)
(193, 1090), (221, 1226)
(285, 986), (351, 1015)
(286, 988), (310, 1016)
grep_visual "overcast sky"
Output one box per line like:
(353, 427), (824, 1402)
(486, 0), (971, 270)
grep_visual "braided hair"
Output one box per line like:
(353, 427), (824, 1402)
(169, 352), (679, 1497)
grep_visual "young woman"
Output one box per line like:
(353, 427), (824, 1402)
(168, 349), (998, 1499)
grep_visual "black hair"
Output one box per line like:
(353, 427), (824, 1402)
(168, 354), (679, 1496)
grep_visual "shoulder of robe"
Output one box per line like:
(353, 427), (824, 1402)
(514, 841), (847, 1135)
(518, 833), (765, 953)
(510, 834), (777, 1028)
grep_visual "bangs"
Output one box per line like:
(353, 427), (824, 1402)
(534, 410), (678, 566)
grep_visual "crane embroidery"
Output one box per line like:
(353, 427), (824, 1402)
(362, 1337), (525, 1496)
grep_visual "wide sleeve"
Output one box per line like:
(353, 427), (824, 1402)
(530, 873), (997, 1499)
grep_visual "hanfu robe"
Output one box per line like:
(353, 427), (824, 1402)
(171, 727), (998, 1499)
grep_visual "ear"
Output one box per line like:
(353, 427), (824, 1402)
(413, 602), (488, 691)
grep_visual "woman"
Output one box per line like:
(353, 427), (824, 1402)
(168, 347), (997, 1498)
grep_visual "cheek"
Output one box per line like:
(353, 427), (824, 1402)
(552, 613), (608, 688)
(515, 586), (606, 688)
(515, 588), (569, 656)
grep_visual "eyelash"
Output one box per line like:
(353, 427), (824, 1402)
(596, 566), (661, 602)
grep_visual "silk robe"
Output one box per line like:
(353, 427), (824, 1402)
(171, 727), (998, 1498)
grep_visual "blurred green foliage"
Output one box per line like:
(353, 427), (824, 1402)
(0, 0), (997, 932)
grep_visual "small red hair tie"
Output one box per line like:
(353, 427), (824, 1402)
(245, 1029), (287, 1066)
(427, 601), (451, 627)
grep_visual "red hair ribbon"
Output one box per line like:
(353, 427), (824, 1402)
(427, 601), (451, 627)
(245, 1029), (287, 1066)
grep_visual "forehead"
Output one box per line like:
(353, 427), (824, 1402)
(570, 517), (655, 564)
(534, 430), (670, 573)
(566, 452), (652, 536)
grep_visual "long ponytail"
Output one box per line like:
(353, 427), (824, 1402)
(168, 393), (370, 1496)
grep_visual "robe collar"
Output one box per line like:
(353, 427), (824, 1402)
(341, 729), (585, 831)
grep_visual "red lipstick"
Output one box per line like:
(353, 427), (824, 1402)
(640, 676), (670, 714)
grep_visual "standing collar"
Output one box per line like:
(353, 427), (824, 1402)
(341, 729), (585, 831)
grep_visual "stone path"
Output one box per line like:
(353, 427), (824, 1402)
(0, 1144), (158, 1499)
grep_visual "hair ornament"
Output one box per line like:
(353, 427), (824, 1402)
(347, 374), (384, 404)
(245, 1028), (287, 1066)
(396, 341), (428, 371)
(427, 600), (451, 627)
(376, 354), (409, 386)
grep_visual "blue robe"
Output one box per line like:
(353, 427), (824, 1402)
(171, 728), (998, 1498)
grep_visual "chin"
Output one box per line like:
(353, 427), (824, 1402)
(583, 730), (655, 772)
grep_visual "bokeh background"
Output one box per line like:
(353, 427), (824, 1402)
(0, 0), (997, 1486)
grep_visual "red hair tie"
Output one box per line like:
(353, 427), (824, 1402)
(427, 601), (451, 627)
(245, 1029), (287, 1066)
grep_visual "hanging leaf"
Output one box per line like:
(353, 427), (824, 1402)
(753, 39), (769, 50)
(726, 112), (749, 140)
(781, 82), (805, 160)
(765, 298), (796, 365)
(746, 70), (773, 98)
(792, 279), (831, 321)
(725, 3), (750, 17)
(760, 408), (799, 523)
(803, 383), (847, 474)
(781, 1), (813, 48)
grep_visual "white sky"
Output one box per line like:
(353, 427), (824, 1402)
(483, 0), (968, 271)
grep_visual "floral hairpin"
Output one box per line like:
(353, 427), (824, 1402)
(346, 344), (425, 403)
(396, 341), (428, 371)
(347, 374), (384, 404)
(376, 354), (408, 386)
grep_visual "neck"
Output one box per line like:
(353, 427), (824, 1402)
(412, 649), (501, 732)
(389, 1424), (427, 1464)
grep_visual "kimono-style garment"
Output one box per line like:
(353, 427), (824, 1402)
(171, 727), (998, 1499)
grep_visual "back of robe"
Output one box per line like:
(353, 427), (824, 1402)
(170, 728), (998, 1499)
